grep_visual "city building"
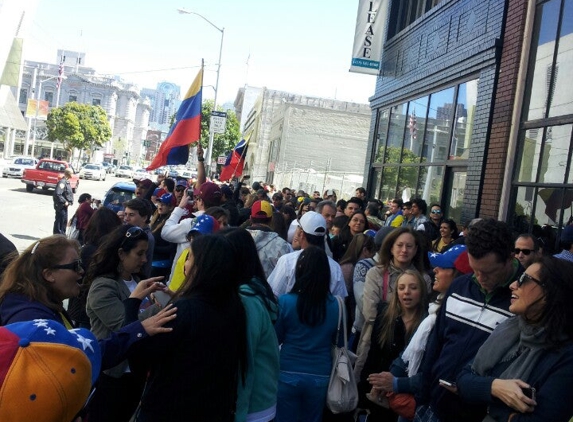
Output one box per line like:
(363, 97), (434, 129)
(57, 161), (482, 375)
(12, 51), (151, 165)
(234, 86), (371, 197)
(362, 0), (573, 250)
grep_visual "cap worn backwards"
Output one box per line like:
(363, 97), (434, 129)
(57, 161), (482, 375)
(0, 319), (101, 422)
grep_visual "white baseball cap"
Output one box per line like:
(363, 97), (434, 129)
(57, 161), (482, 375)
(299, 211), (327, 237)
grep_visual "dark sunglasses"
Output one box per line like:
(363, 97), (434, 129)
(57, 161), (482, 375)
(431, 209), (442, 214)
(514, 248), (534, 256)
(517, 272), (545, 288)
(121, 226), (145, 247)
(52, 259), (83, 273)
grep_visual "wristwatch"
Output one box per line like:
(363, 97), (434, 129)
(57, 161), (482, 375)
(198, 157), (205, 162)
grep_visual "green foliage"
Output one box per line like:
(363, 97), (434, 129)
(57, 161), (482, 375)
(378, 146), (426, 193)
(46, 102), (112, 153)
(200, 100), (241, 163)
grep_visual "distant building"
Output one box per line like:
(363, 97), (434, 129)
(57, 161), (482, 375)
(234, 86), (371, 198)
(17, 52), (151, 164)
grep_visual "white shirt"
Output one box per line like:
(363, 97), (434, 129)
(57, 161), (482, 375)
(267, 249), (348, 298)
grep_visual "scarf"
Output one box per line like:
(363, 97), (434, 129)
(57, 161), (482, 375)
(401, 299), (441, 376)
(471, 316), (548, 381)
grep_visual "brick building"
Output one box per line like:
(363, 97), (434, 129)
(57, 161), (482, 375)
(363, 0), (573, 250)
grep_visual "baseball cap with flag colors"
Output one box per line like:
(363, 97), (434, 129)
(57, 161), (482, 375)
(251, 200), (273, 219)
(0, 319), (101, 422)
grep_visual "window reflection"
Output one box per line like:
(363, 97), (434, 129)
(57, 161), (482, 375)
(381, 167), (398, 202)
(517, 128), (543, 183)
(511, 186), (535, 233)
(404, 96), (428, 161)
(549, 0), (573, 117)
(370, 168), (383, 199)
(423, 87), (455, 163)
(374, 109), (390, 163)
(398, 166), (418, 202)
(526, 0), (561, 120)
(388, 103), (408, 151)
(538, 125), (572, 183)
(450, 81), (478, 159)
(418, 165), (442, 204)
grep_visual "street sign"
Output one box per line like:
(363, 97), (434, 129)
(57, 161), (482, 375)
(211, 111), (227, 134)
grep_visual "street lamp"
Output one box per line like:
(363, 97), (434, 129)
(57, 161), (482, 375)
(177, 7), (224, 170)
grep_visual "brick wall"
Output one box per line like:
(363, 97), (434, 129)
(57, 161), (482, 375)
(480, 0), (528, 217)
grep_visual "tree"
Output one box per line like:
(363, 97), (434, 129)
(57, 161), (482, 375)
(377, 145), (427, 198)
(46, 103), (112, 156)
(199, 100), (240, 162)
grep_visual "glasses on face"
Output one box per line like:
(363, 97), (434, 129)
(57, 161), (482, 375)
(431, 209), (442, 214)
(514, 248), (534, 256)
(52, 259), (83, 273)
(517, 272), (545, 288)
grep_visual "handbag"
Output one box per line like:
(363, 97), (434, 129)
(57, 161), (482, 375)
(326, 295), (359, 414)
(66, 214), (80, 240)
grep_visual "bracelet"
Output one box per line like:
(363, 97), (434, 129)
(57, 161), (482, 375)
(198, 157), (205, 162)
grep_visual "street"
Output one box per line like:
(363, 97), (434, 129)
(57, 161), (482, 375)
(0, 174), (131, 252)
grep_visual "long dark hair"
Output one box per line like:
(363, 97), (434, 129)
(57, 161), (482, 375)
(84, 224), (148, 283)
(83, 207), (122, 246)
(339, 233), (375, 266)
(174, 235), (248, 380)
(220, 228), (278, 319)
(290, 246), (331, 326)
(532, 256), (573, 345)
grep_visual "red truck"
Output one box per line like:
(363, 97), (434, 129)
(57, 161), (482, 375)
(22, 159), (80, 193)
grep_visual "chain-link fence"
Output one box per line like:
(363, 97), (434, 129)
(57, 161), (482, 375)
(272, 169), (364, 200)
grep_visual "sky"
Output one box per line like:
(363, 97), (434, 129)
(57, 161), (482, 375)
(25, 0), (377, 106)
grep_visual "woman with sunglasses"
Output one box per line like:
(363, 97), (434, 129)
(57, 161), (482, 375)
(85, 225), (167, 422)
(457, 256), (573, 421)
(0, 234), (176, 362)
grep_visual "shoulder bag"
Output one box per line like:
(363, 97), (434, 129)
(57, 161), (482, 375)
(327, 295), (359, 414)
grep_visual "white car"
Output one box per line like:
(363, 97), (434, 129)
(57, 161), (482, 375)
(115, 165), (134, 178)
(2, 156), (39, 178)
(133, 168), (151, 181)
(79, 163), (107, 181)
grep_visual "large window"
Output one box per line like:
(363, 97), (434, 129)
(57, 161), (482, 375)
(369, 79), (478, 213)
(510, 0), (573, 253)
(387, 0), (446, 38)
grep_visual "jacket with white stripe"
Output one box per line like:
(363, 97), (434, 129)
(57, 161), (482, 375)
(417, 260), (522, 422)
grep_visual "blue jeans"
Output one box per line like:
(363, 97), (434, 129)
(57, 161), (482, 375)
(276, 371), (330, 422)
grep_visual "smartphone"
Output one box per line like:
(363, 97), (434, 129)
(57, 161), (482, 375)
(439, 379), (456, 387)
(151, 290), (171, 307)
(522, 387), (536, 401)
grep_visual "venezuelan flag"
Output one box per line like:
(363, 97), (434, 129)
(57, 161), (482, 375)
(219, 138), (248, 181)
(147, 67), (203, 170)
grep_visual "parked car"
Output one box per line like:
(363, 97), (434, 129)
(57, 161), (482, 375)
(133, 168), (151, 181)
(101, 162), (114, 174)
(103, 181), (136, 214)
(115, 165), (134, 178)
(167, 168), (179, 178)
(79, 163), (107, 181)
(21, 159), (80, 193)
(2, 156), (39, 178)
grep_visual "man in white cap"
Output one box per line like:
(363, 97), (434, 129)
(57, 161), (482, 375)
(267, 211), (347, 298)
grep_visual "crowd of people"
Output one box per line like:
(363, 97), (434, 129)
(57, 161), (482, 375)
(1, 148), (573, 422)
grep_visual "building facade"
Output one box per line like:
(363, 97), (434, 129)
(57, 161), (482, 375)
(235, 86), (371, 197)
(16, 53), (151, 165)
(363, 0), (572, 250)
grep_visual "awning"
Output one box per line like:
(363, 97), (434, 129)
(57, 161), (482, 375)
(0, 85), (27, 131)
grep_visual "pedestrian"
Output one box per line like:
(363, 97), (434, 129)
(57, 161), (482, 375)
(274, 246), (340, 422)
(76, 193), (95, 244)
(124, 235), (248, 421)
(53, 168), (74, 234)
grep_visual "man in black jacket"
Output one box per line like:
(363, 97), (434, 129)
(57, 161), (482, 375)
(53, 168), (74, 234)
